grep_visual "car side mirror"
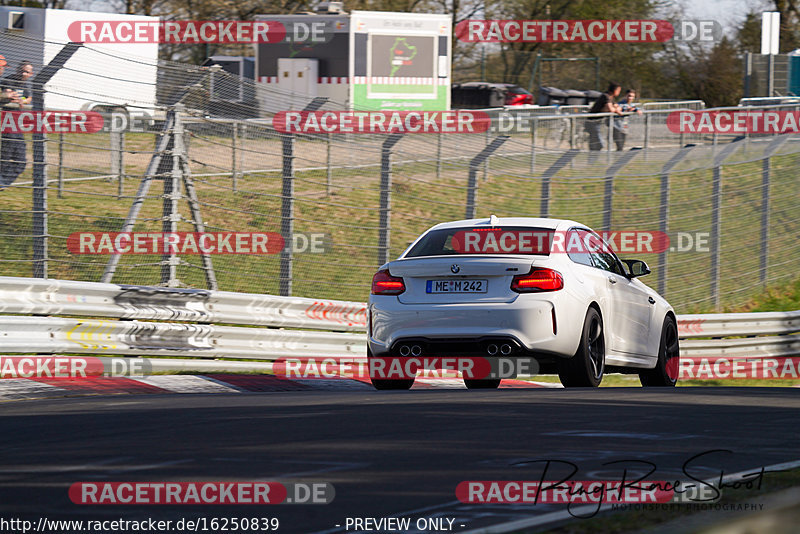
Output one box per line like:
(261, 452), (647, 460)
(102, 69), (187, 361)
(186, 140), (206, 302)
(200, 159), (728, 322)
(622, 259), (650, 278)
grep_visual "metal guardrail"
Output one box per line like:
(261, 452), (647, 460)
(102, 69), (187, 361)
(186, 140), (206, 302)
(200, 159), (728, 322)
(677, 310), (800, 362)
(641, 100), (705, 110)
(0, 316), (364, 360)
(0, 277), (797, 365)
(678, 311), (800, 338)
(0, 276), (366, 331)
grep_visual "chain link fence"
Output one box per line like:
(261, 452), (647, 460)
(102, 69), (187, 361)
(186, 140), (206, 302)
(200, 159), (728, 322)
(0, 37), (798, 313)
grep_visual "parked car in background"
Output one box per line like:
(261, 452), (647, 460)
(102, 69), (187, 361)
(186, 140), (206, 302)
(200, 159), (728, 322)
(502, 84), (534, 106)
(451, 82), (533, 109)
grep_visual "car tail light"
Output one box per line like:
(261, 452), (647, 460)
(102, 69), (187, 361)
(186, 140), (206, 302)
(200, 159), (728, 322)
(371, 269), (405, 295)
(511, 268), (564, 293)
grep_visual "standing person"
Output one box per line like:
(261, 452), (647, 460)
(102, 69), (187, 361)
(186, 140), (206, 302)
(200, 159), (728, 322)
(0, 59), (29, 188)
(7, 61), (33, 105)
(586, 83), (623, 151)
(613, 89), (643, 151)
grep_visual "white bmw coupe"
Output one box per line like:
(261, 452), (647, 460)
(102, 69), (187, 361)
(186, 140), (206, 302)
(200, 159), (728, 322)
(367, 216), (679, 390)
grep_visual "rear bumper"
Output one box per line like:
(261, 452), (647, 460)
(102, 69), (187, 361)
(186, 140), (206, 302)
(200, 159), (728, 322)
(368, 293), (583, 358)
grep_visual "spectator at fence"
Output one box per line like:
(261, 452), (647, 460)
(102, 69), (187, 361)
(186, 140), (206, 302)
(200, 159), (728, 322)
(613, 89), (642, 151)
(6, 61), (33, 106)
(0, 59), (32, 189)
(586, 83), (623, 151)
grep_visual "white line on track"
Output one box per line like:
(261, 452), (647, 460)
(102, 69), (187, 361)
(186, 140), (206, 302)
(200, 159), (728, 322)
(131, 375), (243, 394)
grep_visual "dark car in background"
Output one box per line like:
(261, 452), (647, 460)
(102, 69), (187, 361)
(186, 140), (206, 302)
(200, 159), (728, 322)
(452, 82), (534, 109)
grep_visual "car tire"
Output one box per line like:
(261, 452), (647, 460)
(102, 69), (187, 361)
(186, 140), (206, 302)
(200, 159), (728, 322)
(639, 316), (679, 387)
(370, 378), (415, 390)
(558, 307), (605, 387)
(464, 379), (501, 389)
(367, 347), (415, 390)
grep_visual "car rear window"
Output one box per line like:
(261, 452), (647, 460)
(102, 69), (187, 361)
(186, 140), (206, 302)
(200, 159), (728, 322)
(404, 227), (554, 257)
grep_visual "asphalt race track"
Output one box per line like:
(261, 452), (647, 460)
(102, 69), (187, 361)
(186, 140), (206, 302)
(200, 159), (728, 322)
(1, 388), (799, 533)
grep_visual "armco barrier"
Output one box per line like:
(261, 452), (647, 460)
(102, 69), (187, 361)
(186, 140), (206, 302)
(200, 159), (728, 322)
(0, 316), (364, 359)
(678, 311), (800, 364)
(0, 277), (797, 368)
(677, 311), (800, 338)
(0, 276), (366, 331)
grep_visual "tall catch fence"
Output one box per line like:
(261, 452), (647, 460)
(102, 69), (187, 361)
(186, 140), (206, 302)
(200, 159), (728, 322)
(0, 36), (798, 313)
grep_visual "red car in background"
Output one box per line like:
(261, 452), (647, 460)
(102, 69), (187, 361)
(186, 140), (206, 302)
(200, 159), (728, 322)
(503, 84), (534, 106)
(451, 82), (534, 109)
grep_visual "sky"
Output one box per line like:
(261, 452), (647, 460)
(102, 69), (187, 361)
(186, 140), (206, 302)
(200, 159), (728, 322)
(77, 0), (773, 37)
(81, 0), (765, 24)
(677, 0), (768, 34)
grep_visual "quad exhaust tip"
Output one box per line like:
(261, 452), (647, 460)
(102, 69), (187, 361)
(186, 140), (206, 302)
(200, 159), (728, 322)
(487, 344), (498, 355)
(500, 344), (512, 355)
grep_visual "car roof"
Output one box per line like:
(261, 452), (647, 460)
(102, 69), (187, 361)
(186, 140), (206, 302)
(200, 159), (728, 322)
(427, 216), (584, 231)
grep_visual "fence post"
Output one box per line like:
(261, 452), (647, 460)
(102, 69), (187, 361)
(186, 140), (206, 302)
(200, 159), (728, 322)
(32, 126), (47, 279)
(111, 129), (124, 199)
(643, 112), (650, 149)
(539, 149), (578, 218)
(530, 117), (537, 173)
(279, 133), (294, 296)
(160, 107), (184, 287)
(759, 134), (790, 286)
(119, 131), (125, 199)
(231, 122), (238, 192)
(761, 156), (770, 287)
(710, 139), (744, 310)
(658, 145), (696, 296)
(377, 133), (404, 266)
(239, 123), (246, 184)
(436, 132), (443, 179)
(326, 132), (333, 196)
(30, 42), (83, 278)
(466, 136), (509, 219)
(602, 148), (641, 232)
(569, 116), (575, 150)
(278, 97), (328, 294)
(710, 164), (721, 310)
(606, 114), (613, 152)
(57, 133), (64, 199)
(483, 128), (490, 180)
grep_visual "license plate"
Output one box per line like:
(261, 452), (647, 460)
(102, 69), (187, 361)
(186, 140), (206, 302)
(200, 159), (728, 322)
(426, 279), (487, 293)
